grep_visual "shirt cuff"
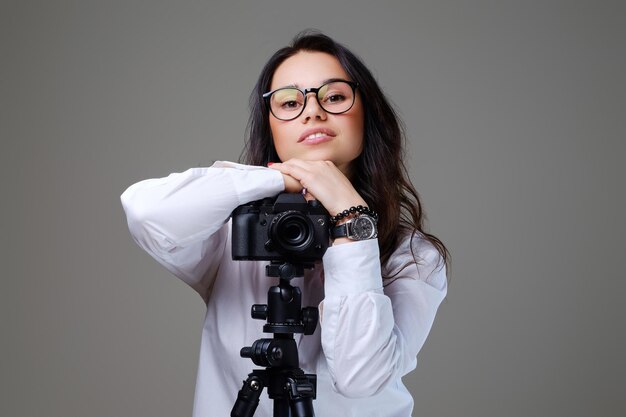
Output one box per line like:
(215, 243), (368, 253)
(322, 239), (383, 296)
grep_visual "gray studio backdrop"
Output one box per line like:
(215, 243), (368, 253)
(3, 1), (625, 416)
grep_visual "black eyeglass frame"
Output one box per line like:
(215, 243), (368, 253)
(262, 80), (359, 121)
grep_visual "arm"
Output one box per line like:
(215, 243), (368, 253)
(267, 159), (447, 395)
(120, 162), (285, 301)
(319, 234), (447, 398)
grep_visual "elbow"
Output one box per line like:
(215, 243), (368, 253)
(121, 192), (150, 236)
(120, 189), (170, 252)
(328, 346), (399, 398)
(326, 331), (409, 398)
(331, 367), (394, 398)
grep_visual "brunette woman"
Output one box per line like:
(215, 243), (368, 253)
(122, 31), (449, 417)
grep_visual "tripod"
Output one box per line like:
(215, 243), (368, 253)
(231, 261), (318, 417)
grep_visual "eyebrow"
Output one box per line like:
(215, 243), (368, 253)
(280, 77), (352, 89)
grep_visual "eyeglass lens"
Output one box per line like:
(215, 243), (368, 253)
(269, 81), (355, 120)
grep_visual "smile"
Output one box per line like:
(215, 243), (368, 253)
(298, 128), (337, 143)
(305, 132), (328, 140)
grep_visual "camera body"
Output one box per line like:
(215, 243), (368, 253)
(231, 193), (330, 262)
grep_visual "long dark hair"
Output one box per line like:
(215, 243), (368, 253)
(241, 31), (449, 275)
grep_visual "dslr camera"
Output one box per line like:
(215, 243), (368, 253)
(231, 193), (331, 262)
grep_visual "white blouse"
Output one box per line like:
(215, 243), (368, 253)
(121, 162), (447, 417)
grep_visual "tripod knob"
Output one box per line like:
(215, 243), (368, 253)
(240, 338), (298, 367)
(251, 304), (268, 320)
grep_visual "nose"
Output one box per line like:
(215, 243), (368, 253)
(301, 92), (327, 122)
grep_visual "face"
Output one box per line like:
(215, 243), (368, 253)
(268, 51), (365, 175)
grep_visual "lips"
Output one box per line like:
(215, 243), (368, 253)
(298, 128), (337, 143)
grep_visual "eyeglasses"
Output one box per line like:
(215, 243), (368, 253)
(263, 80), (358, 121)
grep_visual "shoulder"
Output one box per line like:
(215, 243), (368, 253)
(382, 231), (447, 289)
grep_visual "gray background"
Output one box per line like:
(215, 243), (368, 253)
(2, 1), (625, 416)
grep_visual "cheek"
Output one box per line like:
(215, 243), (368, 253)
(348, 100), (365, 137)
(269, 120), (290, 158)
(348, 112), (365, 150)
(269, 119), (281, 144)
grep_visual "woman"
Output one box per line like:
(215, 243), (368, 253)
(121, 31), (449, 417)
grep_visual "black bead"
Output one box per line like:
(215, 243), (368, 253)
(331, 205), (379, 226)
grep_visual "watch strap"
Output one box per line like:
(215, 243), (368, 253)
(331, 223), (348, 239)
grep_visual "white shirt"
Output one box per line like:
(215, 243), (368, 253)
(121, 162), (447, 417)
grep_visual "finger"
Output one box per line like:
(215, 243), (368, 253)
(268, 163), (308, 193)
(278, 160), (334, 188)
(269, 161), (309, 184)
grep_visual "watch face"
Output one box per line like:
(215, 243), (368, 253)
(351, 216), (377, 240)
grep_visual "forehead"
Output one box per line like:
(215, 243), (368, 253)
(270, 51), (350, 89)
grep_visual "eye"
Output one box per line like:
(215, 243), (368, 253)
(319, 82), (353, 106)
(281, 100), (301, 109)
(326, 93), (346, 103)
(272, 89), (304, 112)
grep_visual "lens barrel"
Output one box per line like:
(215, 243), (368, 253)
(269, 212), (314, 254)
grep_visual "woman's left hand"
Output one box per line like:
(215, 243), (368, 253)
(268, 159), (367, 218)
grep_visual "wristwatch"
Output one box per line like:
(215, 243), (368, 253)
(331, 214), (378, 240)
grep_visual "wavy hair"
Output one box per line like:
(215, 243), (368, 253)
(240, 31), (449, 275)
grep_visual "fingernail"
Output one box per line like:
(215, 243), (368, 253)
(267, 162), (274, 166)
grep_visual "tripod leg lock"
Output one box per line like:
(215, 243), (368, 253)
(285, 374), (317, 417)
(231, 375), (265, 417)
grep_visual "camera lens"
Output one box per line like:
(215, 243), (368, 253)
(284, 222), (305, 242)
(269, 211), (314, 254)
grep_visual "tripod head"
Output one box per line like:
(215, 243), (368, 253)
(252, 261), (318, 335)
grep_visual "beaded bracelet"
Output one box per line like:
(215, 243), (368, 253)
(330, 205), (378, 225)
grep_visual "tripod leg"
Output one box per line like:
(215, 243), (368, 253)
(274, 398), (290, 417)
(286, 376), (316, 417)
(231, 375), (264, 417)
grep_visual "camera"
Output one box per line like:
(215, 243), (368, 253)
(231, 193), (331, 262)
